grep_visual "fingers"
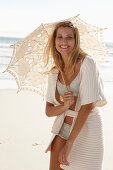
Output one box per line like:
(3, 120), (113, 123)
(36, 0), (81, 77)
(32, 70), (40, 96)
(63, 91), (75, 109)
(64, 91), (73, 96)
(64, 97), (74, 105)
(59, 154), (69, 166)
(64, 91), (74, 100)
(63, 155), (69, 166)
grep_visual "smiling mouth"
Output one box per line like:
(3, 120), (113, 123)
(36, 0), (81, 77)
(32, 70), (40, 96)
(60, 45), (69, 49)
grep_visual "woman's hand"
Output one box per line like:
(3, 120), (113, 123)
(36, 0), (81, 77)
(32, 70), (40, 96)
(63, 91), (74, 110)
(59, 142), (73, 166)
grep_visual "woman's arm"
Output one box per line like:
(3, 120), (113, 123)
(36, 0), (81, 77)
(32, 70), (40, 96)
(45, 102), (67, 117)
(66, 103), (94, 146)
(45, 91), (74, 117)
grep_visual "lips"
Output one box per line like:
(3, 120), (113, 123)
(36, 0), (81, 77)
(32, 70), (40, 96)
(60, 45), (69, 49)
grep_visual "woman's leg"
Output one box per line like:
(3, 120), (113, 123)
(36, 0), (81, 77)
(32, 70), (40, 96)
(49, 135), (66, 170)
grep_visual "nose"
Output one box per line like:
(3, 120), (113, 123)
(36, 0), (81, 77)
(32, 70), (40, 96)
(61, 38), (68, 43)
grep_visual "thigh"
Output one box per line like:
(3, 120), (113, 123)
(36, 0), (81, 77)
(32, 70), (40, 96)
(50, 135), (66, 170)
(51, 135), (66, 152)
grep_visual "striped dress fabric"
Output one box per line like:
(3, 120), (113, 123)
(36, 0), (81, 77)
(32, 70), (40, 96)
(45, 56), (107, 170)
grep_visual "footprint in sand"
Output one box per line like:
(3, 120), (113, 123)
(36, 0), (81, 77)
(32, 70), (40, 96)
(32, 143), (41, 146)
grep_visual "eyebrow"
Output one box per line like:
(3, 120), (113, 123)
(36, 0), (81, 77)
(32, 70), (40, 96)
(57, 34), (73, 36)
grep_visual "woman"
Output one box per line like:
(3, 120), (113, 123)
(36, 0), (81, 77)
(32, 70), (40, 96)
(45, 21), (107, 170)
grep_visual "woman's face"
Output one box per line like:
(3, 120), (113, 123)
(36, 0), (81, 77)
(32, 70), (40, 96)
(55, 27), (75, 56)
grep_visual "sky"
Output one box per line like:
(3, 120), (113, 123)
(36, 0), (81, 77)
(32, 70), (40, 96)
(0, 0), (113, 42)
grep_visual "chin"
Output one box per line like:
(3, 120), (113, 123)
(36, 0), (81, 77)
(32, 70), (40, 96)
(60, 51), (70, 55)
(58, 49), (70, 54)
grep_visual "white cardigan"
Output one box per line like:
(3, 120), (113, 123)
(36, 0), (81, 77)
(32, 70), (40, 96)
(45, 56), (107, 154)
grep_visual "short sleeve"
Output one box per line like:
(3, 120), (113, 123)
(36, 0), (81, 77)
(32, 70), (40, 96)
(46, 72), (54, 104)
(79, 56), (107, 107)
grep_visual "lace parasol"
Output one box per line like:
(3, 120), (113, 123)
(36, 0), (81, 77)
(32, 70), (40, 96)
(4, 14), (109, 99)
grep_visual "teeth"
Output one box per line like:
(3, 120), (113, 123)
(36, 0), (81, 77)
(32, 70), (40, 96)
(60, 46), (68, 49)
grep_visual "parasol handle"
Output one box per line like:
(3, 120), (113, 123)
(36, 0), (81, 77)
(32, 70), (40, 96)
(60, 71), (69, 92)
(60, 70), (74, 105)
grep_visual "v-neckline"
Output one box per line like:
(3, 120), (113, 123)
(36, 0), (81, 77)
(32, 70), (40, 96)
(54, 56), (87, 104)
(58, 71), (80, 86)
(54, 57), (86, 105)
(57, 56), (86, 87)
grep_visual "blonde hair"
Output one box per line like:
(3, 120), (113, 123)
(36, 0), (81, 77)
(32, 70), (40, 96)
(44, 21), (87, 72)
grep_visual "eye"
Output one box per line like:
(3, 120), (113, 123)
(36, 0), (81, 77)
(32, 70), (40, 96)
(66, 36), (73, 40)
(57, 36), (62, 39)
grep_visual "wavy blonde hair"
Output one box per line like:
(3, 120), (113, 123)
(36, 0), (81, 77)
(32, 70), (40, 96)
(45, 21), (87, 72)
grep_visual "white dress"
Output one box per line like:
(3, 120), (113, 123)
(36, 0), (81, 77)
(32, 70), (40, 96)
(45, 56), (107, 170)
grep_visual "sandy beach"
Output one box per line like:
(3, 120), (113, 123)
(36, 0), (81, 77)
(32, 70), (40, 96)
(0, 81), (113, 170)
(0, 89), (54, 170)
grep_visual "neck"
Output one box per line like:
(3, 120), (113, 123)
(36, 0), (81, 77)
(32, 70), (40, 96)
(61, 53), (69, 65)
(63, 65), (75, 75)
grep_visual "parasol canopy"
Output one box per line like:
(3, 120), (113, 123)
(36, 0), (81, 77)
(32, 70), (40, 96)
(4, 14), (108, 98)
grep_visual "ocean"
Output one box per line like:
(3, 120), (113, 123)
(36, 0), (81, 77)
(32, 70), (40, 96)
(0, 36), (113, 89)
